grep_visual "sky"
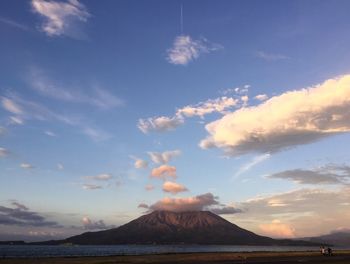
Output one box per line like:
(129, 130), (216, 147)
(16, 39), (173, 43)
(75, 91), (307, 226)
(1, 0), (350, 242)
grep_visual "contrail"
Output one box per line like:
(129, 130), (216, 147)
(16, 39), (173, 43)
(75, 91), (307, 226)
(180, 4), (183, 34)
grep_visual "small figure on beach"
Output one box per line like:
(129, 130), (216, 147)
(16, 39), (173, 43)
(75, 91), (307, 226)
(320, 246), (326, 255)
(327, 247), (333, 256)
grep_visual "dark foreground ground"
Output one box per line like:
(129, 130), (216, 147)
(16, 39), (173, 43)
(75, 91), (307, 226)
(1, 251), (350, 264)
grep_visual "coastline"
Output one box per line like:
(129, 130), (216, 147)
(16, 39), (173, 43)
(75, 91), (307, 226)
(1, 250), (350, 264)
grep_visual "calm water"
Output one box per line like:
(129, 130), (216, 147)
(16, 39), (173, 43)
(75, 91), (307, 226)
(1, 245), (344, 258)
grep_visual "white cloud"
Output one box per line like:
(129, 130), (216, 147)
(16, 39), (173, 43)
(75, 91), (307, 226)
(137, 96), (239, 133)
(148, 150), (181, 164)
(234, 154), (270, 178)
(162, 181), (188, 194)
(150, 165), (177, 180)
(31, 0), (90, 38)
(267, 164), (350, 185)
(84, 173), (112, 181)
(254, 94), (268, 101)
(82, 184), (102, 190)
(1, 97), (23, 115)
(241, 95), (249, 107)
(221, 85), (250, 96)
(166, 35), (222, 65)
(20, 163), (34, 169)
(256, 51), (289, 61)
(176, 97), (238, 118)
(138, 115), (184, 134)
(201, 74), (350, 155)
(0, 147), (10, 157)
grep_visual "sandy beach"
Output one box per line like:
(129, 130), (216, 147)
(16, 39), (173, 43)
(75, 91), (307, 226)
(1, 251), (350, 264)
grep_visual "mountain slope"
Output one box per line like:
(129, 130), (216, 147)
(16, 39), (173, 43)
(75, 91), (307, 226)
(303, 232), (350, 246)
(58, 211), (316, 245)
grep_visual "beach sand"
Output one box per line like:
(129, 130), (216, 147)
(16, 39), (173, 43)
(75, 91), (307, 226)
(1, 251), (350, 264)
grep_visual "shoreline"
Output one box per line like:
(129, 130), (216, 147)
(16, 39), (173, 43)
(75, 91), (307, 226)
(1, 250), (350, 264)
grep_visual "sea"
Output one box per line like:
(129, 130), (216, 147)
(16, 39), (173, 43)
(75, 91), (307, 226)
(1, 245), (348, 258)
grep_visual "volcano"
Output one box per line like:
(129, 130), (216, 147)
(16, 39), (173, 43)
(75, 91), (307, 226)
(49, 211), (316, 245)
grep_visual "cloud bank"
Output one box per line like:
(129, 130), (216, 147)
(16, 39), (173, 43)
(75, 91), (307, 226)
(0, 203), (60, 227)
(81, 217), (115, 230)
(149, 193), (219, 212)
(201, 75), (350, 155)
(267, 164), (350, 185)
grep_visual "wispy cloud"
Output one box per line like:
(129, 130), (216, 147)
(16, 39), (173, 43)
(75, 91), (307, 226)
(234, 154), (270, 178)
(1, 94), (112, 142)
(221, 85), (250, 96)
(148, 150), (181, 164)
(82, 184), (102, 190)
(20, 163), (35, 169)
(201, 74), (350, 155)
(28, 68), (123, 110)
(134, 159), (148, 169)
(0, 17), (30, 32)
(45, 130), (56, 137)
(256, 51), (289, 61)
(138, 115), (184, 134)
(1, 97), (23, 115)
(167, 35), (222, 65)
(10, 116), (24, 125)
(84, 173), (113, 181)
(57, 163), (64, 170)
(267, 164), (350, 185)
(0, 147), (10, 157)
(31, 0), (90, 38)
(145, 184), (155, 191)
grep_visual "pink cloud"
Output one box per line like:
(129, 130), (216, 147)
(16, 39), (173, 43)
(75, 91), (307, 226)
(151, 165), (176, 180)
(162, 181), (188, 194)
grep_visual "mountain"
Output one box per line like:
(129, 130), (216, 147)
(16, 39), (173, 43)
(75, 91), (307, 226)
(303, 231), (350, 246)
(46, 211), (318, 245)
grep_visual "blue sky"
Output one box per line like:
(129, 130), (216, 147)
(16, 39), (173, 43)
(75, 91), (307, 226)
(1, 0), (350, 241)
